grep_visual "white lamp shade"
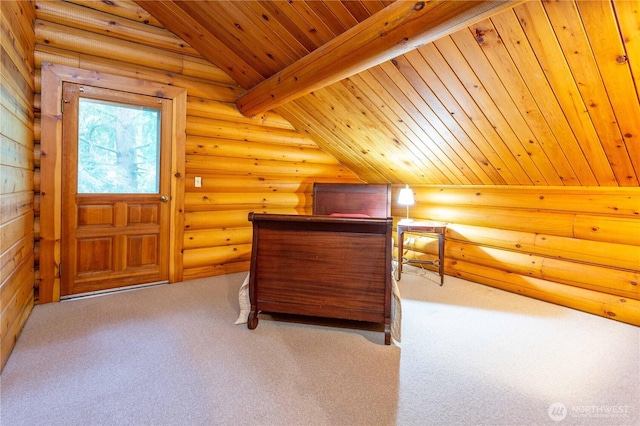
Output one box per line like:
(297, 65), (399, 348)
(397, 185), (415, 206)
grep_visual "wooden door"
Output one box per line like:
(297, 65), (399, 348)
(60, 83), (172, 296)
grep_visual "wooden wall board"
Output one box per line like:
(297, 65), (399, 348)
(1, 0), (34, 373)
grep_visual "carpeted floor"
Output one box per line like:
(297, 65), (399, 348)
(1, 267), (638, 425)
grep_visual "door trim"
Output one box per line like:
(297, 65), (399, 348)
(40, 64), (186, 303)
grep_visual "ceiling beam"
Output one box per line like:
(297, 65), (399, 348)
(236, 0), (523, 117)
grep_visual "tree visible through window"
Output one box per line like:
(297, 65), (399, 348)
(77, 98), (160, 194)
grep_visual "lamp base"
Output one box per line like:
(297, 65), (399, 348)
(399, 218), (414, 224)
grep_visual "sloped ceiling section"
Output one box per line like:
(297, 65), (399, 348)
(137, 0), (640, 186)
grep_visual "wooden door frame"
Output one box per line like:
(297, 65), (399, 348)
(39, 63), (186, 303)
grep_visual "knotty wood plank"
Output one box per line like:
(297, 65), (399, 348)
(398, 51), (514, 184)
(305, 0), (349, 36)
(0, 165), (33, 195)
(0, 134), (33, 170)
(0, 99), (33, 147)
(575, 0), (640, 185)
(357, 1), (391, 18)
(283, 0), (337, 44)
(257, 1), (321, 54)
(1, 254), (35, 340)
(458, 20), (578, 185)
(2, 0), (35, 54)
(317, 80), (444, 183)
(236, 1), (310, 60)
(392, 53), (507, 185)
(541, 0), (637, 186)
(0, 282), (33, 371)
(172, 0), (279, 75)
(358, 69), (470, 184)
(213, 1), (295, 73)
(0, 74), (34, 129)
(614, 0), (640, 91)
(322, 0), (359, 29)
(419, 42), (533, 185)
(0, 57), (33, 126)
(319, 78), (444, 183)
(513, 1), (618, 186)
(278, 101), (394, 183)
(0, 213), (34, 255)
(341, 0), (376, 23)
(435, 35), (550, 185)
(244, 1), (311, 59)
(335, 77), (446, 183)
(489, 9), (598, 186)
(0, 192), (33, 226)
(375, 62), (493, 184)
(136, 0), (263, 87)
(292, 88), (384, 166)
(1, 4), (35, 96)
(0, 234), (33, 285)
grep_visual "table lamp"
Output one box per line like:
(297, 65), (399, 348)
(397, 184), (414, 223)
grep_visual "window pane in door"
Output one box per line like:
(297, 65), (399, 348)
(77, 98), (160, 194)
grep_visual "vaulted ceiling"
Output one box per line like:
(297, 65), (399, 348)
(136, 0), (640, 186)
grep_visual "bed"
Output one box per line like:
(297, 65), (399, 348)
(238, 183), (399, 344)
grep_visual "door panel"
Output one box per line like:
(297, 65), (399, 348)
(61, 83), (172, 296)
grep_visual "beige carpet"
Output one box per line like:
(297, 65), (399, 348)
(1, 267), (638, 425)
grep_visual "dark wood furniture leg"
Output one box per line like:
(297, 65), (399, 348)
(396, 222), (446, 285)
(396, 228), (405, 281)
(438, 233), (444, 286)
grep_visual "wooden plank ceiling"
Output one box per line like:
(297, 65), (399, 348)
(137, 0), (640, 186)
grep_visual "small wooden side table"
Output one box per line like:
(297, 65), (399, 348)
(396, 221), (447, 285)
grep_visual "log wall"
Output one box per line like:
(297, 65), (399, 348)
(32, 0), (360, 295)
(1, 0), (35, 371)
(392, 185), (640, 326)
(4, 0), (637, 371)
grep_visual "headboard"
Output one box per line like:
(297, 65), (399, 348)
(312, 183), (391, 218)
